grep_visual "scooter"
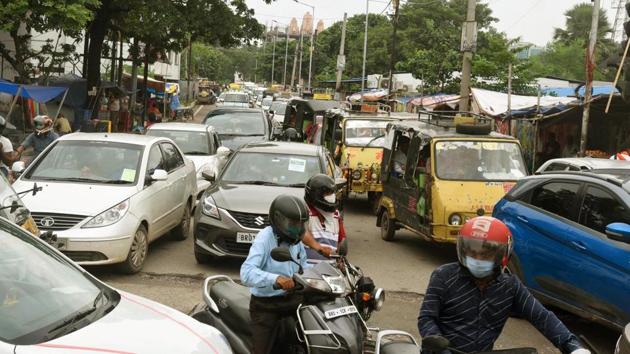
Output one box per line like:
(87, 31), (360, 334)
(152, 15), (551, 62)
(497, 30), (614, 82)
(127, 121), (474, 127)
(190, 241), (419, 354)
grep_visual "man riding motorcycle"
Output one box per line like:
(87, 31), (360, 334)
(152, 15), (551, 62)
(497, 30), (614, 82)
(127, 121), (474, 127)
(418, 216), (590, 354)
(240, 194), (311, 354)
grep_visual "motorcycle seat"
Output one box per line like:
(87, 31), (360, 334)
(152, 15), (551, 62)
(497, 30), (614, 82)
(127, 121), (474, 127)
(380, 342), (419, 354)
(211, 280), (252, 335)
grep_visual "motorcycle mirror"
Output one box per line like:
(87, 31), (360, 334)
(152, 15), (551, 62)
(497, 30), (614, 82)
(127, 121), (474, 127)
(271, 247), (293, 262)
(32, 183), (42, 196)
(9, 200), (19, 213)
(422, 336), (450, 353)
(337, 239), (348, 257)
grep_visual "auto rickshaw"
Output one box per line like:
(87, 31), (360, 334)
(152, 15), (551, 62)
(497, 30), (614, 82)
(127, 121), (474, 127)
(278, 98), (340, 141)
(376, 112), (527, 243)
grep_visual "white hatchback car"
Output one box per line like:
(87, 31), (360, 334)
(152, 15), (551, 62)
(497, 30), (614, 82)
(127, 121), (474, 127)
(0, 217), (231, 354)
(12, 133), (197, 273)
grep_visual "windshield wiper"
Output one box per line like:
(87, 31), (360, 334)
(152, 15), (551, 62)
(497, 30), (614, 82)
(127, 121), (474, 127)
(185, 151), (210, 155)
(361, 134), (386, 151)
(220, 133), (264, 137)
(42, 290), (106, 341)
(54, 177), (104, 183)
(101, 180), (133, 184)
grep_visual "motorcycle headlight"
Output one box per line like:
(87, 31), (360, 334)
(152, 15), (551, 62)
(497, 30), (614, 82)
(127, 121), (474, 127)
(202, 195), (220, 219)
(322, 275), (347, 294)
(83, 199), (130, 228)
(448, 213), (463, 226)
(304, 278), (332, 293)
(373, 288), (385, 311)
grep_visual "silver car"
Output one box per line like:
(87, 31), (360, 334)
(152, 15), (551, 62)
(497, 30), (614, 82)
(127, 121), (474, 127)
(12, 133), (197, 273)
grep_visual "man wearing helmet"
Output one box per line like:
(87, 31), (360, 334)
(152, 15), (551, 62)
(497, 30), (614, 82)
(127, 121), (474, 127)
(240, 194), (312, 354)
(419, 216), (589, 354)
(300, 174), (345, 261)
(16, 115), (59, 162)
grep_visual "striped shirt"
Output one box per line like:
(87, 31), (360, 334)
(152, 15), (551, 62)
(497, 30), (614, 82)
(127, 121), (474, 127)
(304, 206), (345, 262)
(419, 263), (583, 354)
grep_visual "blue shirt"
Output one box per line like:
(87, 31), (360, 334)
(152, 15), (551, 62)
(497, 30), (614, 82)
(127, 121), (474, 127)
(21, 132), (59, 159)
(240, 226), (311, 297)
(419, 263), (582, 354)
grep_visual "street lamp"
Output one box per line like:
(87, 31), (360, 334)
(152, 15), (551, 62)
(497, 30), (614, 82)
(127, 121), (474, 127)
(294, 0), (315, 92)
(271, 20), (279, 85)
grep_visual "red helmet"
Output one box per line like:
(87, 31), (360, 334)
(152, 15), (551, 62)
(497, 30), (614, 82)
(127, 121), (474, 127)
(456, 216), (513, 270)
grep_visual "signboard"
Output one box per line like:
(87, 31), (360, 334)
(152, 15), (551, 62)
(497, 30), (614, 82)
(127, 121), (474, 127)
(336, 55), (346, 71)
(460, 21), (478, 52)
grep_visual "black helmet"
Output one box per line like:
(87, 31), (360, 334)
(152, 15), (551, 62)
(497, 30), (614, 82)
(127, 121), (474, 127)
(305, 174), (337, 212)
(269, 195), (309, 245)
(283, 128), (300, 142)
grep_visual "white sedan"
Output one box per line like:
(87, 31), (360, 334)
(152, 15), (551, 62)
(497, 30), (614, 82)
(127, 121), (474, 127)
(0, 216), (231, 354)
(12, 133), (197, 273)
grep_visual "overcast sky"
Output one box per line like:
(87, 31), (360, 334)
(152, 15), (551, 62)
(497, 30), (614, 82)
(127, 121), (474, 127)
(245, 0), (620, 46)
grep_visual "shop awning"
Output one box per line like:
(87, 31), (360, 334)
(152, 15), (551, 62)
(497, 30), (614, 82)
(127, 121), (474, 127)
(0, 80), (66, 103)
(471, 88), (577, 118)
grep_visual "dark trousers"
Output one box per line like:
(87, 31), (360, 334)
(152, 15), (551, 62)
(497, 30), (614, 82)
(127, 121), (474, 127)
(250, 295), (301, 354)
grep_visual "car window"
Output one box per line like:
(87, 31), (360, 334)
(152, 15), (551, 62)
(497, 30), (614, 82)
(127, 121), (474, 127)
(579, 186), (630, 234)
(160, 143), (184, 172)
(146, 129), (211, 155)
(204, 112), (265, 136)
(147, 145), (164, 174)
(530, 182), (581, 221)
(222, 152), (321, 186)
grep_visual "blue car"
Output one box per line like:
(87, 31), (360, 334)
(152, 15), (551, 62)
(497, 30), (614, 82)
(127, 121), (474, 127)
(493, 169), (630, 330)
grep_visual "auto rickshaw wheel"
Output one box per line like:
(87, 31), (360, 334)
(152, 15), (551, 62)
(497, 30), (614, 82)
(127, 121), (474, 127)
(380, 209), (396, 241)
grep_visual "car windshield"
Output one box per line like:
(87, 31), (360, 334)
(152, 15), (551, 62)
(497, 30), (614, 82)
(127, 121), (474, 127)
(269, 102), (287, 115)
(435, 141), (527, 181)
(262, 98), (273, 106)
(0, 219), (114, 344)
(344, 120), (389, 147)
(223, 94), (249, 103)
(205, 113), (265, 136)
(24, 141), (143, 184)
(147, 129), (210, 155)
(222, 152), (321, 186)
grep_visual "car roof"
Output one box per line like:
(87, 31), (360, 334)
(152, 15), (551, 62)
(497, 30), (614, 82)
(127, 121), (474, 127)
(387, 120), (514, 140)
(526, 171), (630, 194)
(147, 122), (211, 132)
(237, 141), (321, 156)
(540, 157), (629, 170)
(208, 107), (262, 114)
(58, 132), (167, 146)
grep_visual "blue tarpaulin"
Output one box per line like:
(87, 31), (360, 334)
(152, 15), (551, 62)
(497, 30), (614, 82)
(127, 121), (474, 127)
(542, 85), (618, 97)
(0, 80), (66, 103)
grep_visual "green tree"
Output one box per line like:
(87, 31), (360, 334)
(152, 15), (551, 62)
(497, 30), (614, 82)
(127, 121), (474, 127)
(0, 0), (97, 83)
(553, 3), (612, 44)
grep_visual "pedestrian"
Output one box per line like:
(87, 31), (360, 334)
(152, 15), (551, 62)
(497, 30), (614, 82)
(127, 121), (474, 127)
(109, 93), (120, 132)
(240, 195), (311, 354)
(16, 115), (59, 163)
(418, 216), (590, 354)
(301, 174), (345, 262)
(53, 113), (72, 135)
(0, 115), (19, 178)
(120, 95), (131, 132)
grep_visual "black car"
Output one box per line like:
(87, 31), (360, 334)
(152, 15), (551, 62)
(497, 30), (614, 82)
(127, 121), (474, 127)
(203, 108), (272, 150)
(193, 141), (344, 262)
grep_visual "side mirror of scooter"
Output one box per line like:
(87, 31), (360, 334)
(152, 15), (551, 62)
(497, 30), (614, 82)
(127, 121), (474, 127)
(337, 239), (348, 257)
(271, 247), (303, 274)
(422, 335), (451, 353)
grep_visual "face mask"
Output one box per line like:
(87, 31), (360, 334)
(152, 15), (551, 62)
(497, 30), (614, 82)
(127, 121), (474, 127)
(465, 256), (495, 278)
(324, 193), (336, 204)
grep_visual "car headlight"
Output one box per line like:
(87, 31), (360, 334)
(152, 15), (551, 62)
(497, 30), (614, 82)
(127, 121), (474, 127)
(202, 195), (220, 219)
(83, 199), (130, 228)
(448, 213), (463, 226)
(304, 278), (332, 293)
(322, 275), (347, 294)
(352, 170), (362, 180)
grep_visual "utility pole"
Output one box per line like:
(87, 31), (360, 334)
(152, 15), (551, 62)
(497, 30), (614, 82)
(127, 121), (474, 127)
(458, 0), (477, 112)
(130, 37), (139, 125)
(335, 13), (348, 98)
(580, 0), (601, 157)
(271, 24), (278, 84)
(387, 0), (400, 96)
(283, 26), (289, 90)
(308, 27), (314, 92)
(291, 29), (301, 91)
(298, 30), (304, 92)
(362, 0), (369, 92)
(507, 63), (513, 135)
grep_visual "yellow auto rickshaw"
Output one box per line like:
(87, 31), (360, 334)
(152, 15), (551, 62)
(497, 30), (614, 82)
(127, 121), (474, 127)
(376, 113), (528, 243)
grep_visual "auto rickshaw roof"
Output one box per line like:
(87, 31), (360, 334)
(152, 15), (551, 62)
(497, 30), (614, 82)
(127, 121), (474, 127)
(386, 120), (516, 140)
(288, 98), (340, 112)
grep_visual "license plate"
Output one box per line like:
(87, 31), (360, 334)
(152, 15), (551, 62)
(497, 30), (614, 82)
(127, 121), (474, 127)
(236, 232), (257, 243)
(324, 305), (358, 320)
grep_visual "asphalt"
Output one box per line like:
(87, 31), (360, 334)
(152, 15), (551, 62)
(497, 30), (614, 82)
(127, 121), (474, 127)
(87, 104), (620, 354)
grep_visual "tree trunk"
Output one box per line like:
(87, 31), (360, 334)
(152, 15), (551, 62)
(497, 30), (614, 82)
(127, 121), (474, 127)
(86, 1), (113, 105)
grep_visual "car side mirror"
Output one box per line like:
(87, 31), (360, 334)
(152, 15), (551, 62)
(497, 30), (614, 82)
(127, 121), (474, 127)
(151, 169), (168, 182)
(271, 247), (292, 262)
(605, 222), (630, 244)
(12, 161), (25, 175)
(202, 170), (215, 182)
(269, 110), (275, 115)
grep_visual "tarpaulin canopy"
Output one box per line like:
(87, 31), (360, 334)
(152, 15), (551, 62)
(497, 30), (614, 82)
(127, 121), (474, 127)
(541, 85), (618, 97)
(471, 88), (577, 118)
(49, 74), (87, 108)
(409, 94), (460, 109)
(348, 89), (388, 102)
(0, 80), (66, 103)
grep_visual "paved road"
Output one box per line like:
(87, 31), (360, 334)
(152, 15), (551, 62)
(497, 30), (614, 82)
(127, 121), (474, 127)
(89, 104), (619, 354)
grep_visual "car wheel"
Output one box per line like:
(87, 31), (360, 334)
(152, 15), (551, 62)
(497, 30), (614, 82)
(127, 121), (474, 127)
(119, 225), (148, 274)
(172, 203), (192, 241)
(194, 244), (214, 264)
(380, 209), (396, 241)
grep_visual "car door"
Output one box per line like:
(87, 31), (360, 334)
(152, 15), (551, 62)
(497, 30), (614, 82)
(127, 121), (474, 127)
(507, 181), (585, 299)
(570, 184), (630, 324)
(142, 144), (172, 239)
(160, 142), (187, 229)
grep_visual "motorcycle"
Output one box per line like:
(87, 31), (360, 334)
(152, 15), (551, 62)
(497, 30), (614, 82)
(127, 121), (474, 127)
(190, 241), (419, 354)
